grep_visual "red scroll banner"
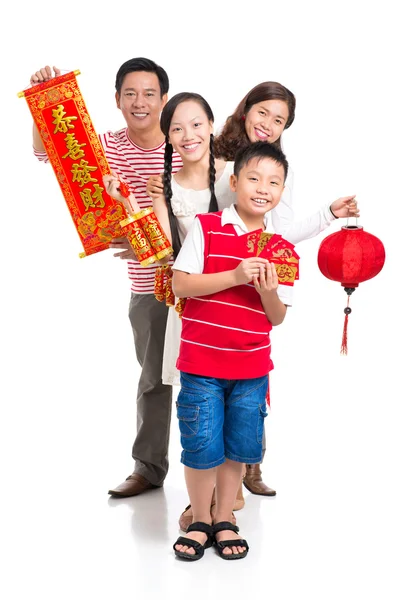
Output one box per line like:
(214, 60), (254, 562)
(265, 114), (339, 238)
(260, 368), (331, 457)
(18, 71), (128, 257)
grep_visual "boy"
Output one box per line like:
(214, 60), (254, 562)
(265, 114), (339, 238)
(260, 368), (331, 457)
(171, 141), (297, 560)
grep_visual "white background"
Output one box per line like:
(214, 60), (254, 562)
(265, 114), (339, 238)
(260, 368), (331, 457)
(1, 1), (399, 598)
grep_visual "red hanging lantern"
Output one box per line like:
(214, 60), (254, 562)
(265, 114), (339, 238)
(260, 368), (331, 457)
(317, 225), (385, 354)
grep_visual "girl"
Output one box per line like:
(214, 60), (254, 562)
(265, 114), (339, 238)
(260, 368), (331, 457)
(104, 94), (243, 548)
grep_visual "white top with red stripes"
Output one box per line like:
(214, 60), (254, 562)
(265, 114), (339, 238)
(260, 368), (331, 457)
(34, 127), (183, 294)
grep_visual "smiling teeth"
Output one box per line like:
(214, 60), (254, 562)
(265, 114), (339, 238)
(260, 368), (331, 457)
(133, 113), (147, 117)
(253, 198), (267, 204)
(183, 143), (199, 149)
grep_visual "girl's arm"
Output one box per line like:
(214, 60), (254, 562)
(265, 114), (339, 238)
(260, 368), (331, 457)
(152, 193), (173, 245)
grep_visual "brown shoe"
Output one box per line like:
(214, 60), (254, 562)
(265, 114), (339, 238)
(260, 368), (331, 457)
(243, 463), (276, 496)
(108, 473), (159, 497)
(178, 496), (237, 532)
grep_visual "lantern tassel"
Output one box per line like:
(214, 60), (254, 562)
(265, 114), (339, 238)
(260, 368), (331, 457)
(341, 310), (349, 355)
(341, 288), (354, 355)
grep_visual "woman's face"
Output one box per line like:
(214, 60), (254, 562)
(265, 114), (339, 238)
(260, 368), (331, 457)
(168, 100), (213, 163)
(244, 99), (289, 144)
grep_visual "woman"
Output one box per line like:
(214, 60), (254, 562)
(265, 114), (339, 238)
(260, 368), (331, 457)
(146, 83), (358, 516)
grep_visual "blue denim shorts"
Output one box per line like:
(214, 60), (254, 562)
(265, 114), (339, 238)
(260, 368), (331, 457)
(176, 372), (269, 470)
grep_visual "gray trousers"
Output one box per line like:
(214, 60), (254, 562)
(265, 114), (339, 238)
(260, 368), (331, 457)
(129, 293), (172, 487)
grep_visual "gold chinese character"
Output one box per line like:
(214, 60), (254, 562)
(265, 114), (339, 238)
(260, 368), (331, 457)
(145, 223), (162, 242)
(272, 248), (298, 262)
(62, 133), (86, 160)
(275, 263), (297, 283)
(80, 184), (105, 211)
(247, 233), (257, 253)
(132, 229), (149, 249)
(52, 104), (77, 133)
(256, 232), (274, 256)
(71, 159), (98, 187)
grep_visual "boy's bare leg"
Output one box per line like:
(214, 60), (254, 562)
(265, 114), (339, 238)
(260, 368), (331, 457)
(174, 466), (216, 556)
(214, 459), (247, 556)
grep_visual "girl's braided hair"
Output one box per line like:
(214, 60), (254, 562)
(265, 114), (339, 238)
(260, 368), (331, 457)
(161, 92), (218, 256)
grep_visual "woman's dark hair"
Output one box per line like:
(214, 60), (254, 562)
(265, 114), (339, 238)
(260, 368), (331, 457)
(160, 92), (218, 256)
(115, 57), (169, 96)
(214, 81), (296, 161)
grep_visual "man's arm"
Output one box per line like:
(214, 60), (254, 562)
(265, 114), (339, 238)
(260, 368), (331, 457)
(102, 173), (140, 214)
(109, 237), (137, 261)
(30, 65), (61, 151)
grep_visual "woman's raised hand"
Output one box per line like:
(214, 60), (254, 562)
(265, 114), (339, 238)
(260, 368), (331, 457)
(330, 195), (360, 218)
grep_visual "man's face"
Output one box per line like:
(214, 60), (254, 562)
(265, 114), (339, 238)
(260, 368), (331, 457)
(116, 71), (167, 133)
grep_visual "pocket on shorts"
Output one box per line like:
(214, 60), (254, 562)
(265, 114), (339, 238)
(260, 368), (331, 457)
(176, 396), (210, 453)
(176, 404), (200, 437)
(257, 403), (268, 444)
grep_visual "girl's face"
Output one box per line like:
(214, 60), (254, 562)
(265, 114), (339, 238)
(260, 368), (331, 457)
(168, 100), (213, 162)
(245, 99), (289, 144)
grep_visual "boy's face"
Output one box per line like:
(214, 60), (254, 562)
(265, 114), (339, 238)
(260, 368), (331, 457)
(115, 71), (167, 134)
(229, 157), (285, 218)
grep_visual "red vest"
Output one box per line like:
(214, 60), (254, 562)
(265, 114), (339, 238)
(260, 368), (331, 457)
(177, 212), (275, 379)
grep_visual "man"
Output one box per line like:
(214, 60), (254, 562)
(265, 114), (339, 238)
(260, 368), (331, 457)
(30, 58), (182, 497)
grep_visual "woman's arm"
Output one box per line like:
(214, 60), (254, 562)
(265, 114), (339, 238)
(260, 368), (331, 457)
(270, 167), (295, 234)
(277, 196), (358, 245)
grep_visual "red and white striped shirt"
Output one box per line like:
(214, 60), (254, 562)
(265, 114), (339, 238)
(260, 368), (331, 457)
(34, 127), (182, 294)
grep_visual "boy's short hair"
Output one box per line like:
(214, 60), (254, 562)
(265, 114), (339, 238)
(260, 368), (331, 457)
(234, 141), (289, 181)
(115, 57), (169, 96)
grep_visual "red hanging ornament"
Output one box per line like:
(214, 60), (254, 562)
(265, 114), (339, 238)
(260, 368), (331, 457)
(317, 225), (385, 354)
(117, 179), (131, 199)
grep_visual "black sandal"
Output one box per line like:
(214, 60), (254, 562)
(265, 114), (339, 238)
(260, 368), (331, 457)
(173, 521), (214, 561)
(213, 521), (249, 560)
